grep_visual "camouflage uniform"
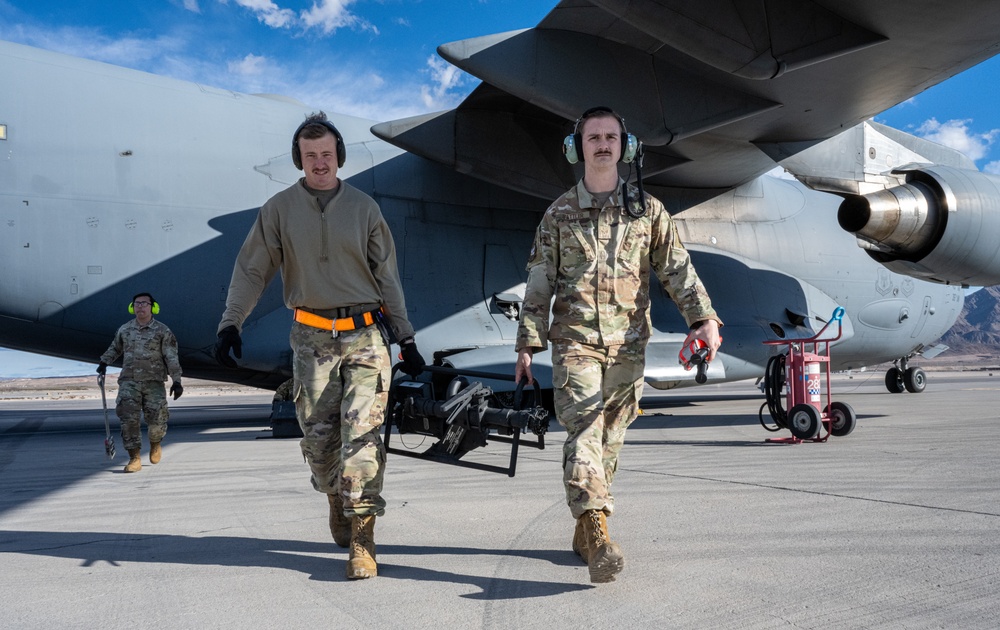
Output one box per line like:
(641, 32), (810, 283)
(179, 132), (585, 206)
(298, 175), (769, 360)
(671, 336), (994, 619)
(517, 179), (719, 518)
(272, 378), (294, 402)
(100, 318), (182, 451)
(292, 324), (390, 515)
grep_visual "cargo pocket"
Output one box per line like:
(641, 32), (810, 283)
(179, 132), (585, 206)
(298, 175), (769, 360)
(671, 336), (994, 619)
(552, 363), (569, 389)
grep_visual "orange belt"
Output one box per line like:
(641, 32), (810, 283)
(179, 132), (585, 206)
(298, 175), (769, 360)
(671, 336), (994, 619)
(294, 308), (378, 333)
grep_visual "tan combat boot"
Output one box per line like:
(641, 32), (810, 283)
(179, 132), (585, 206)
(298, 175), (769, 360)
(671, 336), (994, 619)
(124, 448), (142, 473)
(579, 509), (625, 583)
(572, 510), (611, 563)
(328, 493), (351, 548)
(572, 516), (588, 563)
(346, 514), (377, 579)
(149, 441), (162, 464)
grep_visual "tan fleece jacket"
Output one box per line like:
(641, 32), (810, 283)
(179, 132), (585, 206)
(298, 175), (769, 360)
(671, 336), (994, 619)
(218, 179), (415, 342)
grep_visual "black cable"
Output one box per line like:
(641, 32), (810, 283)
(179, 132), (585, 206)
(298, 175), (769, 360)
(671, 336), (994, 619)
(759, 353), (786, 431)
(623, 144), (647, 218)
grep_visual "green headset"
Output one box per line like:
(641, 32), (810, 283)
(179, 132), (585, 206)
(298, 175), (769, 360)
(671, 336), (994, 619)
(562, 106), (640, 165)
(128, 293), (160, 315)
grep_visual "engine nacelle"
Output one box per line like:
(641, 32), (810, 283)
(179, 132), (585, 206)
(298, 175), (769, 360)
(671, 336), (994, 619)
(838, 164), (1000, 286)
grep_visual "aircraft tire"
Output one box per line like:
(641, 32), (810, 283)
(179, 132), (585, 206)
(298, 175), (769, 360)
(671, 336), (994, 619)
(827, 401), (857, 437)
(903, 367), (927, 394)
(885, 368), (905, 393)
(788, 404), (821, 440)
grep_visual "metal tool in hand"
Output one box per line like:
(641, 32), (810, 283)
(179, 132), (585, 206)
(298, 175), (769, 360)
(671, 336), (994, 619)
(98, 373), (116, 459)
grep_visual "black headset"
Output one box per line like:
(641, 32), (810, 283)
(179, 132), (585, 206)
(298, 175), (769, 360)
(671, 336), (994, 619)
(128, 293), (160, 315)
(291, 114), (346, 169)
(563, 106), (639, 165)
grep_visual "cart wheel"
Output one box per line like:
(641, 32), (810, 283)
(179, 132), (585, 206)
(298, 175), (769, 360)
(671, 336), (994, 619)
(827, 401), (857, 437)
(903, 367), (926, 394)
(787, 404), (821, 440)
(884, 367), (905, 393)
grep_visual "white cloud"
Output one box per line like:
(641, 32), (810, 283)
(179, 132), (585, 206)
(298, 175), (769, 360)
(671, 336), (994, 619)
(228, 53), (269, 76)
(0, 24), (187, 69)
(985, 161), (1000, 175)
(289, 64), (444, 121)
(0, 11), (471, 123)
(217, 0), (376, 35)
(420, 55), (467, 110)
(914, 118), (1000, 161)
(182, 0), (201, 12)
(300, 0), (376, 35)
(232, 0), (296, 29)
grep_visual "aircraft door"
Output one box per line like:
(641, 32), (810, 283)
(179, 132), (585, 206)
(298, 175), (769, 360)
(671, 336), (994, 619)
(910, 295), (932, 339)
(483, 244), (527, 340)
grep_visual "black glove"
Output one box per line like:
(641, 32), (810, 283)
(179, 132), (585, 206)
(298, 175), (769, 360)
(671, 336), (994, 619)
(398, 340), (426, 376)
(96, 361), (107, 375)
(170, 380), (183, 400)
(215, 325), (243, 368)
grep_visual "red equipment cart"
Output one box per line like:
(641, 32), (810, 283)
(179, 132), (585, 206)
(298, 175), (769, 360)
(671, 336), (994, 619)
(760, 307), (857, 443)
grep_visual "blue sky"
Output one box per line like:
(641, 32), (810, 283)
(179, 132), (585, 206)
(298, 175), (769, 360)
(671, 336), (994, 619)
(2, 0), (999, 377)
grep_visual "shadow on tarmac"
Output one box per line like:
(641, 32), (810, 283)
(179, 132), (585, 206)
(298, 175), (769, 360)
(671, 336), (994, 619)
(0, 529), (592, 598)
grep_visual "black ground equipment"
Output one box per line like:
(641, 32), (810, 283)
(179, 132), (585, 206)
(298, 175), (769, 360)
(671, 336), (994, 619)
(384, 364), (550, 477)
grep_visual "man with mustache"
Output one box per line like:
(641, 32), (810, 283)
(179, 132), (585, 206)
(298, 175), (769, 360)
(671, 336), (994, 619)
(515, 106), (722, 583)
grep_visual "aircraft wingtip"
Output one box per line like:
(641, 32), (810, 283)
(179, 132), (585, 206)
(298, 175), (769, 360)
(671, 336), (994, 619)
(437, 29), (530, 66)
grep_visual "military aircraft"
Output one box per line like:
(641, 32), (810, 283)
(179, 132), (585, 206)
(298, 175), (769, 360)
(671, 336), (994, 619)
(3, 1), (1000, 408)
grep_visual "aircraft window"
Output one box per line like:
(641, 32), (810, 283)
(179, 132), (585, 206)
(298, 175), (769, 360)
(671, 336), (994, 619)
(0, 124), (6, 140)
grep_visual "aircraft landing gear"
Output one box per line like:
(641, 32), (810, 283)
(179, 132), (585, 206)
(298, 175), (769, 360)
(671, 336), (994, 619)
(885, 357), (926, 394)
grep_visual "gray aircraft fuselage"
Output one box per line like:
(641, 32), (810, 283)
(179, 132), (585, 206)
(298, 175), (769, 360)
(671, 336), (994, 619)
(0, 40), (963, 391)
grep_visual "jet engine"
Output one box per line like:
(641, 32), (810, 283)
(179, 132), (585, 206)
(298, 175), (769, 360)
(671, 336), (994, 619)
(838, 165), (1000, 286)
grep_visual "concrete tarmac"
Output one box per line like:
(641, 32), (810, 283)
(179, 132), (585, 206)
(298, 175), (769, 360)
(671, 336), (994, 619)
(1, 371), (999, 629)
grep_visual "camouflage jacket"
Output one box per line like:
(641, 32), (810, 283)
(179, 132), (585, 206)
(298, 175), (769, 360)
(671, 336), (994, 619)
(516, 179), (720, 351)
(100, 318), (182, 383)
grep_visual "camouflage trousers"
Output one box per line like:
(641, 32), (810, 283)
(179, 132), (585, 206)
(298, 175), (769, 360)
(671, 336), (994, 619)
(115, 379), (169, 450)
(291, 322), (390, 517)
(551, 340), (646, 519)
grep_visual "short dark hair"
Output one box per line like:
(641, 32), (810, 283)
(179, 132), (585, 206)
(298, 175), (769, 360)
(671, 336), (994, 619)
(578, 106), (625, 135)
(298, 111), (337, 142)
(132, 292), (154, 304)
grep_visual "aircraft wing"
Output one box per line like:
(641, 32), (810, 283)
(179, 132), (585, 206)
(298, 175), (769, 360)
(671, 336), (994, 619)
(373, 0), (1000, 201)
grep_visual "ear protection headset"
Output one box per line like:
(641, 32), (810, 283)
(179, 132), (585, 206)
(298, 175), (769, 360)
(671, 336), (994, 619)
(128, 293), (160, 315)
(291, 114), (346, 169)
(563, 106), (640, 165)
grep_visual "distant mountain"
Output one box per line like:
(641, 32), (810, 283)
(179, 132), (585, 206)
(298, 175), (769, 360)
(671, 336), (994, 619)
(939, 285), (1000, 354)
